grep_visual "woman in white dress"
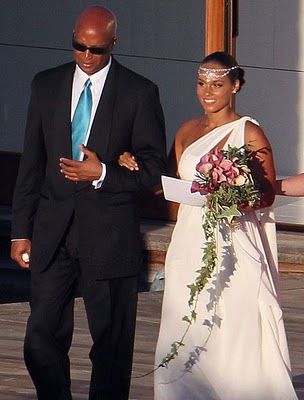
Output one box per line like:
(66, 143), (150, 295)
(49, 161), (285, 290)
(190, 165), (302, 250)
(119, 52), (298, 400)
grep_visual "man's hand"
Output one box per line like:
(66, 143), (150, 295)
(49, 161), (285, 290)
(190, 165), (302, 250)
(59, 145), (102, 182)
(11, 239), (32, 269)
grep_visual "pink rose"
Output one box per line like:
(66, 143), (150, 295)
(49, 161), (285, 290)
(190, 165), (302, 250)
(219, 159), (233, 171)
(191, 181), (201, 193)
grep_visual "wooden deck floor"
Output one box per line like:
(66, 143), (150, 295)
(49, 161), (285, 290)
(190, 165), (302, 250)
(0, 273), (303, 399)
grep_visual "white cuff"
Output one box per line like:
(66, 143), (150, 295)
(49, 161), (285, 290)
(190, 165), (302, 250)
(92, 163), (107, 189)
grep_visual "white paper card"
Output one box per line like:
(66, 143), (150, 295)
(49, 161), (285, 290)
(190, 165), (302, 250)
(161, 175), (206, 207)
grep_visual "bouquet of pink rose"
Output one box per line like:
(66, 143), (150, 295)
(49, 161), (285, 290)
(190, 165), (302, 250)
(191, 145), (260, 222)
(160, 145), (260, 369)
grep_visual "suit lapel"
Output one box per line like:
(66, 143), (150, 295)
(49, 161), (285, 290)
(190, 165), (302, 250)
(53, 63), (75, 159)
(86, 59), (119, 160)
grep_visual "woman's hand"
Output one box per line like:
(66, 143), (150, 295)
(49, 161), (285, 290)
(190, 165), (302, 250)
(118, 152), (139, 171)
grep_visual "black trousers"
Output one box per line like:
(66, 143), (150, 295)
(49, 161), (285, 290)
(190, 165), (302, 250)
(24, 219), (138, 400)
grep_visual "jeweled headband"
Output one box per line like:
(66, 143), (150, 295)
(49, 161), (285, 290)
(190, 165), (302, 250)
(198, 65), (239, 80)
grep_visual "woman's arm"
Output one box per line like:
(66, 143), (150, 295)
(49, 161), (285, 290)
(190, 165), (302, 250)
(244, 121), (276, 210)
(117, 120), (193, 176)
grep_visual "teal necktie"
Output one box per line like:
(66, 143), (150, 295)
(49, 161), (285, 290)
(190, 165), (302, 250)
(71, 78), (92, 160)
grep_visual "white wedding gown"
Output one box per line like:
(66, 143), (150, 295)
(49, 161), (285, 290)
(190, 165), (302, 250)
(154, 117), (298, 400)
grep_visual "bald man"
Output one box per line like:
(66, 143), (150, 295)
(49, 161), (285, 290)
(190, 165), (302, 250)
(11, 6), (166, 400)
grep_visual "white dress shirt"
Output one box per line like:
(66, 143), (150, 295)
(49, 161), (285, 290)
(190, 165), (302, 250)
(72, 58), (112, 187)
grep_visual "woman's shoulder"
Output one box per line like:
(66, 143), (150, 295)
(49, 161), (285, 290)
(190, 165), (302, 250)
(244, 118), (271, 149)
(244, 119), (264, 137)
(176, 117), (201, 139)
(172, 117), (202, 163)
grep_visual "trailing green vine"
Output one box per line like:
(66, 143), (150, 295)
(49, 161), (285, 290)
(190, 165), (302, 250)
(159, 145), (260, 368)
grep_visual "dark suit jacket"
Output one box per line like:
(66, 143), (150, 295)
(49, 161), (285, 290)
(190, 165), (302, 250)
(11, 58), (166, 279)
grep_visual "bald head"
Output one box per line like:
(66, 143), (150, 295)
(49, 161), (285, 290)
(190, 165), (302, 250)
(73, 6), (117, 75)
(74, 6), (117, 39)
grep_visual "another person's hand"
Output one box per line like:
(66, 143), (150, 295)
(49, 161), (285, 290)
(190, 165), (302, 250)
(118, 152), (139, 171)
(276, 174), (304, 196)
(60, 145), (102, 181)
(11, 239), (31, 269)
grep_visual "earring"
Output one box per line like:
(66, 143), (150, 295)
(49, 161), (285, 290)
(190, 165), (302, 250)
(232, 89), (237, 94)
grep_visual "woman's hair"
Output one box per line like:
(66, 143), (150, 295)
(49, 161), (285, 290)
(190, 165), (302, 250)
(201, 51), (245, 88)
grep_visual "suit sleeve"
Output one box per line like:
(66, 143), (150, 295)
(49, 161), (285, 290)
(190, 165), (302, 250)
(11, 76), (47, 239)
(101, 83), (167, 193)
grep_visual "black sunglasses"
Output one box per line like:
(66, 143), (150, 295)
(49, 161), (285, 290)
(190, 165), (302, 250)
(72, 39), (112, 55)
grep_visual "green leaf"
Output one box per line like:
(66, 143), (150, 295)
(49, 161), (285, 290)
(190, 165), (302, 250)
(217, 204), (242, 223)
(191, 310), (197, 321)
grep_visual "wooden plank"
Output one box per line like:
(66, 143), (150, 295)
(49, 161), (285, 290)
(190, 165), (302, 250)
(0, 274), (303, 399)
(280, 263), (304, 273)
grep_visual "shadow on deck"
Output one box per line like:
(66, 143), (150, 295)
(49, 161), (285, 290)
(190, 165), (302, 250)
(0, 273), (303, 399)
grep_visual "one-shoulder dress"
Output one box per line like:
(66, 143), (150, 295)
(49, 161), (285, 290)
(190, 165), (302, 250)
(154, 117), (298, 400)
